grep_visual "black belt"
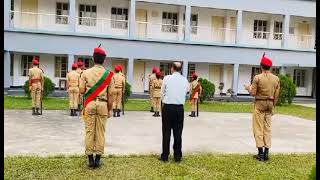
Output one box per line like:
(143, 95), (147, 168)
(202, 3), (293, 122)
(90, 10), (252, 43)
(163, 104), (183, 107)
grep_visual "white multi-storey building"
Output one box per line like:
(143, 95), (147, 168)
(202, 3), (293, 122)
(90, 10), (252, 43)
(4, 0), (316, 97)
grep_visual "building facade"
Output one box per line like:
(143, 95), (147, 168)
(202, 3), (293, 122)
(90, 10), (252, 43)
(4, 0), (316, 97)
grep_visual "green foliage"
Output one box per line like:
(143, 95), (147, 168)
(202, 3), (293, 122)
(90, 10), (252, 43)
(198, 78), (215, 103)
(23, 76), (55, 99)
(309, 165), (316, 180)
(277, 74), (296, 106)
(124, 82), (132, 102)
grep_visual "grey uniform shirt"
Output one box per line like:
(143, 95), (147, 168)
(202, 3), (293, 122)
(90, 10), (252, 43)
(161, 72), (189, 105)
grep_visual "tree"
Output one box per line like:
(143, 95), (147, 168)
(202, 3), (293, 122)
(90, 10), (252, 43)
(277, 74), (296, 106)
(124, 82), (132, 102)
(197, 78), (215, 103)
(24, 76), (56, 99)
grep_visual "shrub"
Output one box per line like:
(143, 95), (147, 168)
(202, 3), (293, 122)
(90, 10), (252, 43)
(197, 78), (215, 103)
(24, 76), (55, 99)
(277, 74), (296, 106)
(124, 82), (132, 102)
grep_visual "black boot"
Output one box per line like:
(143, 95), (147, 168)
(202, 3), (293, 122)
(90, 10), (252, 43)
(94, 154), (103, 168)
(36, 108), (41, 115)
(264, 148), (269, 161)
(189, 111), (194, 117)
(32, 108), (36, 115)
(152, 112), (157, 117)
(88, 155), (94, 168)
(150, 107), (154, 112)
(73, 109), (77, 116)
(117, 109), (121, 117)
(253, 147), (264, 161)
(156, 112), (160, 117)
(70, 109), (73, 116)
(113, 109), (117, 117)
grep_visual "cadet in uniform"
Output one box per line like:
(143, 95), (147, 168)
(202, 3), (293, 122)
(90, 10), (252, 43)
(79, 45), (114, 168)
(189, 72), (202, 117)
(152, 71), (163, 117)
(76, 60), (84, 111)
(244, 53), (280, 161)
(111, 65), (126, 117)
(149, 67), (158, 112)
(67, 63), (80, 116)
(28, 58), (44, 115)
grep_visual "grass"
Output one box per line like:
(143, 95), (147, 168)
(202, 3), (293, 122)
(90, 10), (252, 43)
(4, 96), (316, 120)
(4, 153), (315, 180)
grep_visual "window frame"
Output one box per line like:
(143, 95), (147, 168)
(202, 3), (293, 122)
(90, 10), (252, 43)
(56, 2), (69, 24)
(251, 67), (261, 83)
(161, 12), (179, 33)
(183, 14), (198, 35)
(187, 64), (195, 82)
(160, 62), (172, 76)
(77, 57), (94, 69)
(21, 55), (39, 76)
(79, 4), (97, 26)
(111, 7), (128, 29)
(273, 21), (283, 40)
(253, 20), (268, 39)
(272, 67), (280, 76)
(10, 53), (14, 76)
(10, 0), (14, 19)
(293, 69), (306, 88)
(54, 56), (68, 78)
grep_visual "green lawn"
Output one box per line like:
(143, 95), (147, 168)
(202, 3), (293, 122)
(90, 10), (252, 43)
(4, 154), (315, 180)
(4, 96), (316, 120)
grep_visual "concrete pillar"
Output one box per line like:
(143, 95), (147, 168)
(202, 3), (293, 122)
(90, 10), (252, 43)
(224, 16), (231, 43)
(4, 51), (11, 88)
(178, 6), (185, 41)
(280, 66), (286, 75)
(283, 14), (290, 48)
(129, 0), (136, 39)
(4, 0), (10, 29)
(68, 54), (74, 72)
(232, 63), (239, 96)
(182, 60), (189, 77)
(184, 5), (191, 41)
(268, 16), (274, 47)
(236, 10), (243, 44)
(69, 0), (76, 32)
(127, 57), (134, 84)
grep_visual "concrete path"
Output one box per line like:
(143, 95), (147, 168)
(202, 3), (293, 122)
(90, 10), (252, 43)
(4, 110), (316, 156)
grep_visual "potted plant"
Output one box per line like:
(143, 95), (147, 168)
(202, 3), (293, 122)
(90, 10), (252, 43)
(218, 82), (224, 97)
(226, 88), (235, 98)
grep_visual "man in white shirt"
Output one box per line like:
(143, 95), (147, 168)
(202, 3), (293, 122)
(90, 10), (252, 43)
(159, 62), (189, 162)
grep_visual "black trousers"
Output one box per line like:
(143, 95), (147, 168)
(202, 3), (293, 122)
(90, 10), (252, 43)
(161, 104), (184, 159)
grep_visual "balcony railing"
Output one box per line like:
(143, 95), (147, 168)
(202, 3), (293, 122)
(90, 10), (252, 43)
(8, 11), (316, 50)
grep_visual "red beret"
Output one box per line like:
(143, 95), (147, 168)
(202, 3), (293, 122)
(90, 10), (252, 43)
(118, 64), (123, 70)
(32, 59), (39, 65)
(156, 71), (163, 76)
(72, 63), (78, 69)
(94, 45), (107, 55)
(152, 67), (158, 72)
(77, 60), (83, 66)
(115, 65), (121, 71)
(260, 53), (272, 67)
(192, 72), (198, 78)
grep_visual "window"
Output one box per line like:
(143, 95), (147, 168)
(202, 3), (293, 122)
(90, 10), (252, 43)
(78, 57), (94, 68)
(11, 0), (14, 19)
(272, 67), (280, 76)
(289, 27), (295, 34)
(111, 7), (128, 29)
(187, 64), (195, 82)
(79, 4), (97, 26)
(56, 2), (69, 24)
(293, 69), (306, 87)
(10, 54), (14, 76)
(55, 56), (68, 78)
(253, 20), (268, 39)
(21, 55), (39, 76)
(251, 67), (261, 83)
(273, 21), (283, 40)
(162, 12), (178, 33)
(183, 14), (198, 34)
(160, 62), (172, 76)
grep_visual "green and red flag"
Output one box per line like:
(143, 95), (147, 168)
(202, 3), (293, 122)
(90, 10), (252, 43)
(82, 69), (113, 120)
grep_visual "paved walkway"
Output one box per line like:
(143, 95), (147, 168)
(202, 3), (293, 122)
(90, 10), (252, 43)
(4, 110), (316, 156)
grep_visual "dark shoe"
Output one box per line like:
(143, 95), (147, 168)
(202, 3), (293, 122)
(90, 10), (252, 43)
(94, 155), (103, 168)
(88, 155), (94, 168)
(73, 109), (78, 116)
(174, 157), (182, 163)
(156, 112), (160, 117)
(158, 156), (168, 162)
(150, 107), (154, 112)
(254, 147), (264, 161)
(189, 111), (193, 117)
(152, 112), (157, 117)
(36, 108), (41, 115)
(32, 108), (36, 115)
(264, 148), (269, 161)
(117, 109), (120, 117)
(113, 109), (116, 117)
(70, 109), (73, 116)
